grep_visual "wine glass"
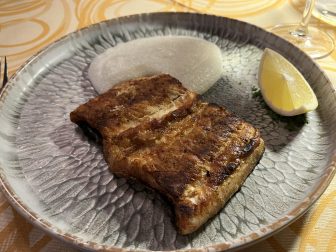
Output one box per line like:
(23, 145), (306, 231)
(270, 0), (335, 59)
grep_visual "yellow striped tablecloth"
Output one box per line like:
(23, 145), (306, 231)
(0, 1), (335, 251)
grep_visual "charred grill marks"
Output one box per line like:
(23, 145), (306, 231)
(70, 74), (265, 234)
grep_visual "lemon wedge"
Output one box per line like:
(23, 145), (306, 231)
(258, 48), (318, 116)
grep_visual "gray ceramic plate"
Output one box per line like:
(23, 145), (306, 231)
(0, 12), (336, 252)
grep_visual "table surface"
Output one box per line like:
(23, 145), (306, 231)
(0, 0), (336, 251)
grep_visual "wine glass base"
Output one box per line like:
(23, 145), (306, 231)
(270, 24), (335, 59)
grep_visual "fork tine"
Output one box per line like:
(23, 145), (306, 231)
(3, 56), (8, 86)
(0, 59), (2, 86)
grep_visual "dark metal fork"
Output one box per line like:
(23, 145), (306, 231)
(0, 56), (8, 92)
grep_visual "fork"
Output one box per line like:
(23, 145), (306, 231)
(0, 56), (8, 92)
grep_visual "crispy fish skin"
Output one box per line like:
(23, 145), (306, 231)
(70, 74), (265, 235)
(70, 74), (197, 140)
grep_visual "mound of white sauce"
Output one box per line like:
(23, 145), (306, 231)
(88, 36), (223, 94)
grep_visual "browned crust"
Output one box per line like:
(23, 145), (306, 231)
(70, 74), (265, 235)
(176, 139), (265, 234)
(70, 74), (197, 140)
(105, 102), (264, 234)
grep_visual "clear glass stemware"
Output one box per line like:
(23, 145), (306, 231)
(270, 0), (335, 59)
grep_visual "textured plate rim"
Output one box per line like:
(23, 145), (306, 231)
(0, 12), (336, 252)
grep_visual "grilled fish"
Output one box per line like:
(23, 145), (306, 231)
(70, 74), (265, 234)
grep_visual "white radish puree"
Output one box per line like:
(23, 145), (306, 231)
(88, 36), (223, 94)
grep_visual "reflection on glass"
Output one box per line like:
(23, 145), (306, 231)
(313, 0), (336, 26)
(270, 0), (334, 59)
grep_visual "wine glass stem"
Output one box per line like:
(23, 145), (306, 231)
(294, 0), (316, 36)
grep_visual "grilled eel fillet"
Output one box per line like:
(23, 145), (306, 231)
(70, 74), (265, 235)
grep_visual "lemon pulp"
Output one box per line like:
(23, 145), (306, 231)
(258, 48), (318, 116)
